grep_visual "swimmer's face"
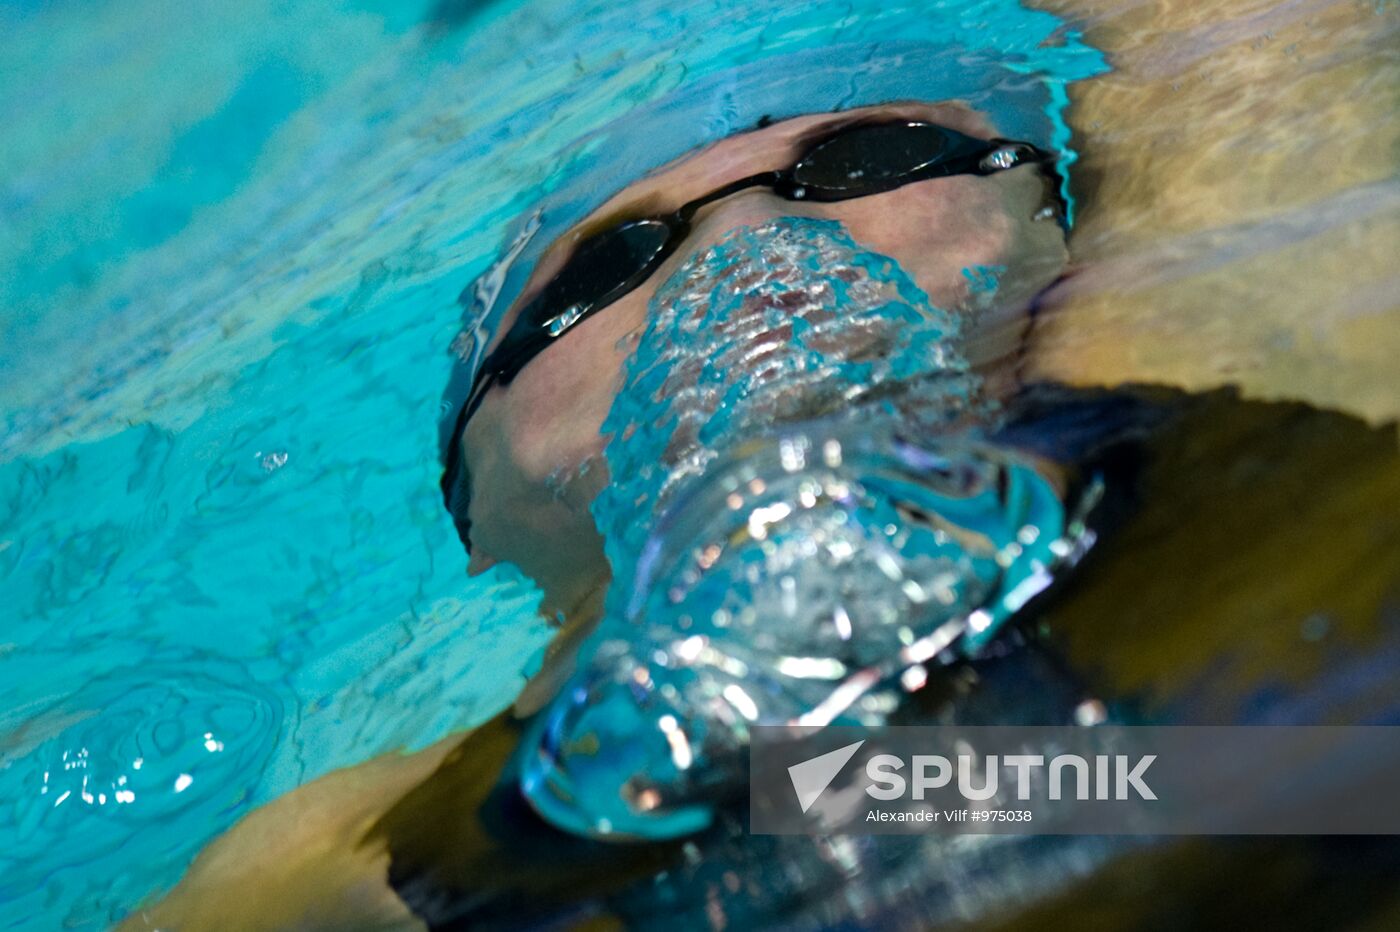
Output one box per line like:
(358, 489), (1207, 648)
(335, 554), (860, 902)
(459, 102), (1069, 618)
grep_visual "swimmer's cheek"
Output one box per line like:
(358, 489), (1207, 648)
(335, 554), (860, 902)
(465, 407), (612, 616)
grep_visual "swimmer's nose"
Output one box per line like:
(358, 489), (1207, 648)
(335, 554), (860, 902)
(688, 189), (813, 235)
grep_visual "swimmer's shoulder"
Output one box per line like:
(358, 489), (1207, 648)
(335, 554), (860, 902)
(118, 733), (464, 932)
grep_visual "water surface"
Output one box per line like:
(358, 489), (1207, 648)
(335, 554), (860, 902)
(0, 0), (1394, 927)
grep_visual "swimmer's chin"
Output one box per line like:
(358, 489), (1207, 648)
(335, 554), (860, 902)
(469, 541), (608, 625)
(538, 571), (609, 628)
(514, 575), (610, 718)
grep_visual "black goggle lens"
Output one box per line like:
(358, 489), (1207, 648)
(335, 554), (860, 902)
(793, 122), (953, 193)
(530, 218), (673, 328)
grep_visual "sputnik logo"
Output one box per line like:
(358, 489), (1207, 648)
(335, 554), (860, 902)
(787, 740), (865, 813)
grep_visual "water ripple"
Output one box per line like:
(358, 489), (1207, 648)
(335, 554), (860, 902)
(0, 652), (284, 926)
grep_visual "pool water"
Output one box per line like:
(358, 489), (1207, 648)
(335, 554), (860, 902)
(0, 0), (1395, 928)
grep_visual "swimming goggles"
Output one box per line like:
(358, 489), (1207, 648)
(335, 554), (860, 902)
(443, 120), (1060, 539)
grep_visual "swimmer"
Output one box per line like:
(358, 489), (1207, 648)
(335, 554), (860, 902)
(122, 99), (1072, 931)
(122, 0), (1400, 918)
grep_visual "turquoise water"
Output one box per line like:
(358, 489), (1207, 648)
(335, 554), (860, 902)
(0, 0), (1104, 926)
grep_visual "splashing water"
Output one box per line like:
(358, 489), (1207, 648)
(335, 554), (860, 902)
(593, 218), (984, 593)
(520, 219), (1091, 839)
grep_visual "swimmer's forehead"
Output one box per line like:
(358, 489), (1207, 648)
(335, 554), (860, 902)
(514, 100), (998, 308)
